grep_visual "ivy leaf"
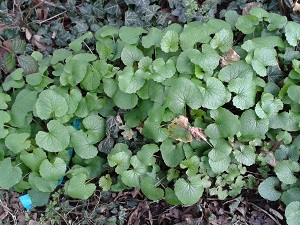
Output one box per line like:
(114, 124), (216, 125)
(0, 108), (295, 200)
(281, 188), (300, 206)
(180, 155), (200, 176)
(141, 27), (164, 48)
(160, 30), (179, 53)
(258, 177), (281, 201)
(174, 175), (204, 205)
(167, 77), (203, 114)
(39, 157), (67, 181)
(112, 89), (138, 109)
(18, 55), (38, 74)
(200, 77), (231, 110)
(205, 108), (240, 139)
(65, 173), (96, 199)
(255, 93), (283, 119)
(71, 130), (98, 159)
(119, 27), (146, 45)
(82, 114), (106, 144)
(285, 201), (300, 225)
(239, 109), (269, 140)
(160, 138), (185, 167)
(285, 21), (300, 47)
(121, 45), (144, 66)
(189, 44), (220, 74)
(210, 29), (233, 53)
(35, 90), (68, 120)
(233, 145), (256, 166)
(274, 160), (300, 184)
(137, 144), (159, 166)
(99, 174), (112, 191)
(235, 15), (259, 34)
(228, 77), (256, 110)
(108, 143), (132, 174)
(251, 48), (277, 77)
(36, 120), (70, 152)
(152, 58), (176, 82)
(0, 158), (22, 189)
(5, 133), (31, 154)
(140, 176), (164, 200)
(118, 66), (145, 94)
(142, 5), (160, 21)
(20, 148), (47, 172)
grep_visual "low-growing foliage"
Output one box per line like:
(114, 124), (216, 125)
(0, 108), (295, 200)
(1, 6), (300, 224)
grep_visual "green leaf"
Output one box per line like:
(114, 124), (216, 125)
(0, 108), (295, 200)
(0, 93), (11, 110)
(208, 138), (232, 161)
(167, 77), (203, 114)
(36, 120), (70, 152)
(233, 145), (256, 166)
(0, 111), (10, 139)
(189, 44), (220, 74)
(228, 77), (256, 110)
(99, 174), (112, 191)
(285, 21), (300, 47)
(2, 69), (25, 91)
(10, 89), (37, 127)
(255, 93), (283, 119)
(3, 53), (16, 72)
(200, 77), (231, 110)
(143, 120), (169, 142)
(152, 58), (176, 82)
(17, 55), (38, 74)
(224, 10), (240, 30)
(205, 108), (240, 139)
(29, 172), (57, 192)
(71, 130), (98, 159)
(112, 89), (138, 109)
(275, 145), (299, 162)
(287, 84), (300, 103)
(82, 114), (106, 144)
(121, 45), (144, 66)
(265, 13), (287, 31)
(0, 158), (22, 189)
(51, 49), (73, 64)
(209, 156), (231, 174)
(95, 26), (118, 39)
(73, 53), (97, 62)
(28, 190), (50, 207)
(285, 201), (300, 225)
(269, 112), (300, 131)
(39, 157), (67, 181)
(121, 155), (147, 187)
(118, 66), (145, 94)
(210, 29), (233, 53)
(60, 58), (88, 86)
(281, 188), (300, 206)
(20, 148), (47, 172)
(108, 143), (132, 174)
(176, 50), (195, 74)
(235, 15), (259, 34)
(239, 109), (269, 140)
(180, 155), (200, 176)
(274, 160), (300, 184)
(35, 90), (68, 120)
(258, 177), (281, 201)
(174, 175), (204, 205)
(140, 176), (164, 201)
(31, 51), (43, 61)
(12, 39), (26, 54)
(249, 7), (269, 20)
(242, 36), (284, 52)
(251, 48), (277, 77)
(119, 27), (146, 45)
(69, 32), (93, 51)
(65, 173), (96, 199)
(5, 133), (30, 154)
(165, 188), (181, 205)
(160, 30), (179, 53)
(141, 27), (164, 48)
(65, 89), (82, 115)
(160, 139), (185, 167)
(137, 144), (159, 166)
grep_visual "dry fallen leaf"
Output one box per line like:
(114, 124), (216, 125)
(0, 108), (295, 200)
(293, 2), (300, 12)
(220, 48), (240, 68)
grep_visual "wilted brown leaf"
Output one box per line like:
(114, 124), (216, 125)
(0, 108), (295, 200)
(293, 2), (300, 12)
(220, 48), (240, 68)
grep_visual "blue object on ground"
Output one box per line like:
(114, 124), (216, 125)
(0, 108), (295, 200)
(19, 119), (80, 210)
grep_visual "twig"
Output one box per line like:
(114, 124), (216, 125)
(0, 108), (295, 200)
(83, 41), (94, 54)
(33, 10), (67, 25)
(0, 44), (13, 54)
(247, 202), (281, 225)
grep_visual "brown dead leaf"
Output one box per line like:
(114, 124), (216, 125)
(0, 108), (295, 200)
(31, 35), (47, 51)
(220, 48), (240, 68)
(21, 27), (32, 41)
(188, 127), (212, 147)
(293, 2), (300, 12)
(242, 2), (263, 15)
(172, 115), (189, 128)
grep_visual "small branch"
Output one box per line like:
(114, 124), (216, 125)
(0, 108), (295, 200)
(247, 202), (281, 225)
(32, 10), (67, 25)
(0, 44), (13, 54)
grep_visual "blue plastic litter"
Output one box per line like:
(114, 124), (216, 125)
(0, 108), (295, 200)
(19, 119), (80, 210)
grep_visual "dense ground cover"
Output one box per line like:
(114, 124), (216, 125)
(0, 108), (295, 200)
(1, 0), (300, 224)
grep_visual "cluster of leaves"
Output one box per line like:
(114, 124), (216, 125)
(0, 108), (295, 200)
(1, 6), (300, 224)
